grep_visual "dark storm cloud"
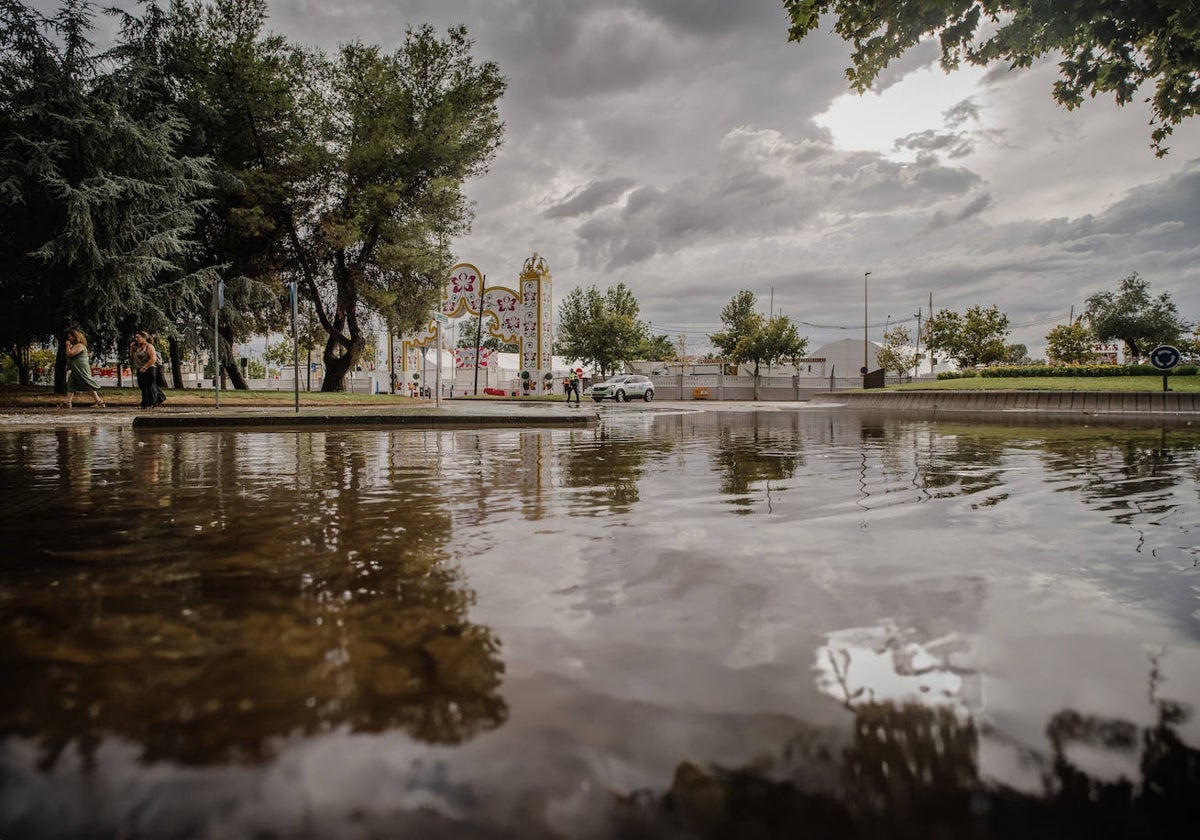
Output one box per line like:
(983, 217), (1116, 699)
(894, 129), (973, 159)
(924, 192), (994, 231)
(944, 98), (981, 128)
(544, 177), (637, 219)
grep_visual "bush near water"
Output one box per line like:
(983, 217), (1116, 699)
(938, 364), (1199, 381)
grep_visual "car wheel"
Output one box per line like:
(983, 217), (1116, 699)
(643, 390), (654, 402)
(615, 390), (626, 402)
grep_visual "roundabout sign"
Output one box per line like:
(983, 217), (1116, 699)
(1149, 345), (1181, 392)
(1149, 345), (1181, 371)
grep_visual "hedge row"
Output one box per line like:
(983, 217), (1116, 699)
(937, 364), (1199, 380)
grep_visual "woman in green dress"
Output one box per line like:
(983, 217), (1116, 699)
(61, 329), (105, 408)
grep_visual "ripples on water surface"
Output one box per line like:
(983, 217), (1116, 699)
(1, 408), (1198, 838)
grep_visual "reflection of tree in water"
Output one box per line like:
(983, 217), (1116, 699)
(558, 424), (660, 513)
(918, 431), (1008, 504)
(711, 425), (800, 509)
(0, 430), (506, 767)
(1039, 429), (1200, 525)
(611, 697), (1198, 839)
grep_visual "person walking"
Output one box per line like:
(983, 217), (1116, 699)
(130, 331), (165, 409)
(60, 329), (105, 408)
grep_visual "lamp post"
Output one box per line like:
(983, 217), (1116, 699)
(862, 271), (871, 381)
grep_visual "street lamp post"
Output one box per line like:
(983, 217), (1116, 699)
(863, 271), (871, 381)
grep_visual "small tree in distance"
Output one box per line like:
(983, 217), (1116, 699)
(556, 283), (646, 378)
(1045, 319), (1096, 365)
(924, 305), (1011, 368)
(709, 290), (809, 397)
(876, 325), (916, 378)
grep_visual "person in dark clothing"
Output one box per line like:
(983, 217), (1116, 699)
(565, 368), (581, 405)
(130, 331), (165, 409)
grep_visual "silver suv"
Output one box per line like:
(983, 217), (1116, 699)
(588, 374), (654, 402)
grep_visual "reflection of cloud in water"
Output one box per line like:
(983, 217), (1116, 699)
(814, 622), (973, 711)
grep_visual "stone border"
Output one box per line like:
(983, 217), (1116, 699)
(810, 390), (1200, 416)
(131, 409), (598, 430)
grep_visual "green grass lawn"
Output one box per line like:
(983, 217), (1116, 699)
(889, 375), (1200, 393)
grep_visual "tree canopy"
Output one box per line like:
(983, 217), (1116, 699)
(709, 290), (809, 385)
(782, 0), (1200, 155)
(0, 0), (214, 385)
(876, 325), (916, 377)
(0, 1), (506, 392)
(1045, 318), (1096, 365)
(1084, 272), (1189, 361)
(924, 304), (1010, 368)
(555, 283), (646, 378)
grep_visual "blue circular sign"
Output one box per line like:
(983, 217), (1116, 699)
(1149, 345), (1181, 371)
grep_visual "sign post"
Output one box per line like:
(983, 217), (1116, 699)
(433, 312), (448, 408)
(289, 282), (299, 413)
(1149, 344), (1181, 392)
(212, 279), (224, 408)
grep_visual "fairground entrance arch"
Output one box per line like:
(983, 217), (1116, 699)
(396, 254), (554, 394)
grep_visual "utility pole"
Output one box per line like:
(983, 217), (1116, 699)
(678, 333), (686, 398)
(914, 307), (921, 379)
(863, 272), (871, 380)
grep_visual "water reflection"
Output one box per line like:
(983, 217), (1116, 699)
(712, 422), (800, 512)
(0, 429), (506, 767)
(2, 410), (1200, 838)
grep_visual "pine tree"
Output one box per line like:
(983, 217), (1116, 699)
(0, 0), (213, 387)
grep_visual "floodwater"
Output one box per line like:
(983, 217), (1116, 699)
(1, 406), (1198, 839)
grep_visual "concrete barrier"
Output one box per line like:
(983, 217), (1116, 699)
(810, 390), (1200, 417)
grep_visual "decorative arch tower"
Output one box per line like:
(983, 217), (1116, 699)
(397, 254), (554, 394)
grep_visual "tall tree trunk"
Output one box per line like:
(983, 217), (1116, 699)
(222, 360), (248, 390)
(320, 259), (364, 391)
(52, 341), (65, 393)
(168, 334), (184, 389)
(217, 322), (249, 389)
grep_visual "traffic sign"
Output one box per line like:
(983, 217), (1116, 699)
(433, 312), (449, 324)
(1149, 345), (1181, 371)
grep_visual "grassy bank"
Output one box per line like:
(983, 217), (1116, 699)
(889, 375), (1200, 393)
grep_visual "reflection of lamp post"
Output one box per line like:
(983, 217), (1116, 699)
(863, 271), (871, 380)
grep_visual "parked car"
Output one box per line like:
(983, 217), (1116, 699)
(588, 374), (654, 402)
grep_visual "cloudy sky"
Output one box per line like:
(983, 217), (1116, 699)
(87, 1), (1200, 355)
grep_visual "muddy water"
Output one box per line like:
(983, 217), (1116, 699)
(1, 408), (1198, 838)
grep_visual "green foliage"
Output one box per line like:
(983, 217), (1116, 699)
(556, 283), (646, 378)
(299, 26), (507, 390)
(1045, 318), (1096, 364)
(161, 0), (315, 356)
(782, 0), (1200, 155)
(924, 305), (1010, 368)
(1084, 273), (1189, 362)
(1003, 344), (1030, 365)
(876, 324), (915, 376)
(709, 290), (809, 379)
(0, 0), (214, 384)
(938, 364), (1198, 380)
(635, 333), (677, 362)
(456, 333), (518, 353)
